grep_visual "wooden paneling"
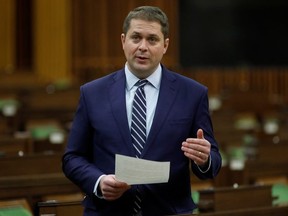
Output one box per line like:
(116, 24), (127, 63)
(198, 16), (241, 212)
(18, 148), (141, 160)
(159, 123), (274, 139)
(0, 0), (15, 73)
(180, 67), (288, 101)
(33, 0), (71, 82)
(16, 0), (33, 69)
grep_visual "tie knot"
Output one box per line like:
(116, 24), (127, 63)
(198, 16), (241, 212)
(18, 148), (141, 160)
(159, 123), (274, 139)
(136, 79), (148, 88)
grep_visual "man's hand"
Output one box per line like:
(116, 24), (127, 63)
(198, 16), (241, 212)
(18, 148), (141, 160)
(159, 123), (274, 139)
(181, 129), (211, 166)
(99, 174), (131, 201)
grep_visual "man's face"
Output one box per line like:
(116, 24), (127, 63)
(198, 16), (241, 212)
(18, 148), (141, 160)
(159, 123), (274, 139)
(121, 19), (169, 78)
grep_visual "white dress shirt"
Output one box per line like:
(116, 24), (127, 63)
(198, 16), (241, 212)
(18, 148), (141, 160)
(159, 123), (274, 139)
(125, 63), (161, 136)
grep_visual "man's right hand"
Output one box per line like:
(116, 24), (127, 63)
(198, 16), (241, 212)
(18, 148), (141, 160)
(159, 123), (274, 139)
(99, 174), (131, 201)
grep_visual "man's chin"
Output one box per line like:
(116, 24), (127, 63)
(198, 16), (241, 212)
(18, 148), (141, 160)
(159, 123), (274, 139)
(133, 63), (150, 72)
(132, 66), (154, 78)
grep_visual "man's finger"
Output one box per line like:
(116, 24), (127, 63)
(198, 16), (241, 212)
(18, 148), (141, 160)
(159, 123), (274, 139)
(197, 129), (205, 139)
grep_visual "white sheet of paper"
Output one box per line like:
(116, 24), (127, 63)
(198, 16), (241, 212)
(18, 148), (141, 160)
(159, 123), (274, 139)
(115, 154), (170, 185)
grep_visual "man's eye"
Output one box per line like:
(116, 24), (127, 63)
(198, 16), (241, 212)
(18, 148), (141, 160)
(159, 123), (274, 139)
(131, 35), (140, 40)
(149, 37), (158, 43)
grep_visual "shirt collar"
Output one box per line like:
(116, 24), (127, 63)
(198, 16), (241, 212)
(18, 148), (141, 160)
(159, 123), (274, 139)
(125, 63), (162, 91)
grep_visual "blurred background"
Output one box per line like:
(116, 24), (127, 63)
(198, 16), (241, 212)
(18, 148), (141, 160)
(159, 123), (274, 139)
(0, 0), (288, 215)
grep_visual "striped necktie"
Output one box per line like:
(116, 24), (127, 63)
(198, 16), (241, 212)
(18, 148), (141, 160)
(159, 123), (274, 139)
(131, 79), (148, 158)
(131, 79), (148, 215)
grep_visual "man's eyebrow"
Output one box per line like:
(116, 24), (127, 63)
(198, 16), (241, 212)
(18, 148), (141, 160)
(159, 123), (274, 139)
(131, 31), (141, 35)
(131, 31), (159, 38)
(149, 34), (160, 38)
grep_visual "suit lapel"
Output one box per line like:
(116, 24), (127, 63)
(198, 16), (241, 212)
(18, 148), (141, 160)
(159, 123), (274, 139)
(109, 70), (134, 153)
(142, 69), (178, 156)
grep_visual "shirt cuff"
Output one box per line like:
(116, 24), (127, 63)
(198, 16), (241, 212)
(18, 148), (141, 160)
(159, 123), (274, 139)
(196, 154), (211, 173)
(94, 174), (106, 199)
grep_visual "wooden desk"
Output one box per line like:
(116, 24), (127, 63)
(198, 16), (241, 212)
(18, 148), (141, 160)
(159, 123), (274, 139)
(0, 153), (63, 176)
(195, 205), (288, 216)
(197, 184), (273, 212)
(0, 198), (33, 215)
(37, 201), (288, 216)
(243, 143), (288, 184)
(0, 153), (81, 213)
(0, 136), (32, 157)
(0, 173), (79, 200)
(26, 119), (67, 154)
(25, 89), (79, 125)
(38, 201), (83, 216)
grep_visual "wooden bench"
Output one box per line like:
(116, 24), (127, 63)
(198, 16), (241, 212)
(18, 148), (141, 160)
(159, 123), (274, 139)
(0, 153), (81, 213)
(0, 118), (68, 156)
(217, 142), (288, 186)
(38, 201), (83, 216)
(0, 153), (63, 176)
(42, 193), (84, 203)
(196, 205), (288, 216)
(24, 89), (79, 126)
(0, 198), (33, 216)
(0, 79), (79, 136)
(243, 143), (288, 184)
(26, 119), (67, 154)
(0, 96), (22, 135)
(0, 136), (32, 157)
(37, 200), (288, 216)
(197, 184), (273, 212)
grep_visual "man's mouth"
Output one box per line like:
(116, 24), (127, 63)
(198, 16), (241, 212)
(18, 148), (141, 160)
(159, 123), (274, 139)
(136, 56), (148, 61)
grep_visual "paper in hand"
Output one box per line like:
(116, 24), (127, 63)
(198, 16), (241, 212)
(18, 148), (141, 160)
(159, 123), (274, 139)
(115, 154), (170, 185)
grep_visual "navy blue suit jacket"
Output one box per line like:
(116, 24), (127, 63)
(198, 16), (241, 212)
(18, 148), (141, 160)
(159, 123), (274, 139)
(62, 65), (221, 215)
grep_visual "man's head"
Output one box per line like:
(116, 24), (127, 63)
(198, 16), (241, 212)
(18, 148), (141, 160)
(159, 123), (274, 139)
(121, 6), (170, 78)
(123, 6), (169, 39)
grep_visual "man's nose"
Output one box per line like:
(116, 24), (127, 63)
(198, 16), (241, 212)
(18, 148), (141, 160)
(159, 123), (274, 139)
(138, 40), (148, 51)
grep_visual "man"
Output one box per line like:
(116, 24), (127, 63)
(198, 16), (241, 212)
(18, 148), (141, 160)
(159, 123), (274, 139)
(62, 5), (222, 216)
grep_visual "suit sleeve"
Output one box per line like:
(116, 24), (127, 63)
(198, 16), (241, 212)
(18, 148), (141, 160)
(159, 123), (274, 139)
(190, 88), (222, 179)
(62, 86), (104, 196)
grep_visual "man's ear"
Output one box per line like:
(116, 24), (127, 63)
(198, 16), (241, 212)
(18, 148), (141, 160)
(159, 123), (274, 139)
(121, 33), (126, 47)
(163, 38), (169, 54)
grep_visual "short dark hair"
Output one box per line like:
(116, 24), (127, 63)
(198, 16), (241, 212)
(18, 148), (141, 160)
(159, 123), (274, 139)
(122, 6), (169, 39)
